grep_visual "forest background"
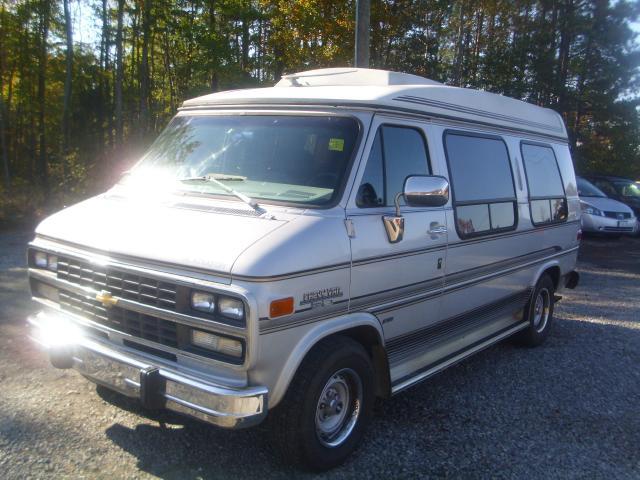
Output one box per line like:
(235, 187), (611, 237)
(1, 0), (639, 227)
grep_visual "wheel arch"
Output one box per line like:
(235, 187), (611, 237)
(268, 312), (389, 408)
(532, 261), (561, 290)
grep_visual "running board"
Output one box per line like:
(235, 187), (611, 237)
(391, 322), (528, 395)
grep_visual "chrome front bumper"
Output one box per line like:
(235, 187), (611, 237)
(28, 311), (268, 429)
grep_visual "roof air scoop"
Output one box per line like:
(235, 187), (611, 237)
(275, 68), (441, 88)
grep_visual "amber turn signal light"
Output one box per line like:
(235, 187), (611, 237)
(270, 297), (294, 318)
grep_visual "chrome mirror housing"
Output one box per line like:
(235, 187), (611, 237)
(403, 175), (450, 209)
(382, 175), (449, 244)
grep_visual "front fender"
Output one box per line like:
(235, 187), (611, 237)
(254, 311), (384, 408)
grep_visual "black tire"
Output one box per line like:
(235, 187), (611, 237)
(269, 336), (375, 471)
(516, 274), (556, 347)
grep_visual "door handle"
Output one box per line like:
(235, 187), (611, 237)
(428, 224), (448, 235)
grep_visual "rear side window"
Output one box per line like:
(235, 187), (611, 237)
(357, 125), (430, 207)
(521, 143), (567, 225)
(444, 132), (517, 238)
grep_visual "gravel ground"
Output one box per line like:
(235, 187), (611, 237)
(0, 231), (638, 479)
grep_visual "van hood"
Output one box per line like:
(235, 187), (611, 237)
(579, 195), (635, 215)
(35, 193), (288, 278)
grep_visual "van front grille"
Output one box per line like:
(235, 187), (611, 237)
(59, 290), (179, 348)
(57, 256), (177, 310)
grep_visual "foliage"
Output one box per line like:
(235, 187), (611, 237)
(0, 0), (639, 229)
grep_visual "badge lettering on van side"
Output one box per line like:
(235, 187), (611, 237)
(301, 287), (343, 306)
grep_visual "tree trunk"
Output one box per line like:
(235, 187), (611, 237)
(131, 5), (139, 129)
(241, 2), (250, 78)
(100, 0), (113, 148)
(556, 0), (574, 110)
(140, 0), (151, 139)
(115, 0), (124, 145)
(0, 1), (9, 187)
(0, 96), (8, 188)
(208, 0), (219, 91)
(453, 3), (466, 86)
(61, 0), (73, 190)
(37, 0), (50, 194)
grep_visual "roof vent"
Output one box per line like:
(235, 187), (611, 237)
(275, 68), (441, 88)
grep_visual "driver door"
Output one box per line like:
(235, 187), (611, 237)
(346, 116), (448, 380)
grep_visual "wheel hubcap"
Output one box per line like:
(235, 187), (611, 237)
(315, 368), (363, 448)
(532, 288), (550, 333)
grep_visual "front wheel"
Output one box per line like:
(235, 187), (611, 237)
(516, 274), (555, 347)
(269, 336), (375, 471)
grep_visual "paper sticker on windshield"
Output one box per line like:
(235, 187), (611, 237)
(328, 138), (345, 151)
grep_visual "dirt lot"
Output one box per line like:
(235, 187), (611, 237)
(0, 231), (638, 479)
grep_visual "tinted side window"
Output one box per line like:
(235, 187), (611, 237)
(445, 134), (515, 202)
(521, 144), (564, 197)
(356, 133), (385, 207)
(444, 132), (516, 238)
(521, 143), (567, 225)
(357, 125), (430, 207)
(382, 126), (430, 204)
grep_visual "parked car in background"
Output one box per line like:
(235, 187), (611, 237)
(584, 175), (640, 221)
(577, 177), (637, 236)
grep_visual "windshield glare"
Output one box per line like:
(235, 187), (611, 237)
(577, 177), (607, 198)
(124, 115), (360, 206)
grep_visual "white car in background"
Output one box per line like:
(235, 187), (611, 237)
(577, 177), (637, 236)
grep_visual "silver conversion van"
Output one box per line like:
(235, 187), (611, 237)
(27, 68), (581, 470)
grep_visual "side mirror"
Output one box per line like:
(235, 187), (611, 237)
(403, 175), (450, 208)
(382, 175), (450, 244)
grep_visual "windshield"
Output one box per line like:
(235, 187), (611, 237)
(613, 181), (640, 198)
(577, 177), (607, 198)
(123, 115), (360, 206)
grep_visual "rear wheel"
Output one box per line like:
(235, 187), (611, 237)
(269, 336), (375, 471)
(516, 274), (555, 347)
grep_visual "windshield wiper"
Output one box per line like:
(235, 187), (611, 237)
(179, 173), (267, 216)
(180, 173), (247, 182)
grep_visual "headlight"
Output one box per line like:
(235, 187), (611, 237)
(32, 251), (58, 272)
(580, 202), (603, 216)
(47, 255), (58, 272)
(34, 251), (48, 268)
(190, 329), (243, 358)
(191, 291), (216, 313)
(218, 296), (245, 321)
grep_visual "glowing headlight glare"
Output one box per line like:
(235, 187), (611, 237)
(190, 330), (243, 358)
(191, 291), (216, 313)
(37, 314), (82, 348)
(47, 255), (58, 272)
(218, 297), (244, 320)
(34, 251), (48, 268)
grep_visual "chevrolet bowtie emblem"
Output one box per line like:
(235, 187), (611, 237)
(96, 290), (118, 308)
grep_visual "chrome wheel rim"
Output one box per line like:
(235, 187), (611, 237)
(532, 288), (551, 333)
(315, 368), (362, 448)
